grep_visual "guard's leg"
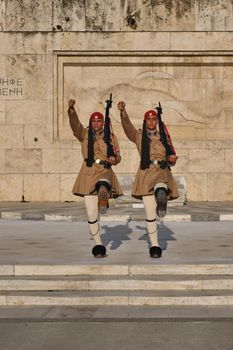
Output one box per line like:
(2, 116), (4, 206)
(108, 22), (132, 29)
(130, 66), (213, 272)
(142, 195), (162, 258)
(84, 195), (106, 257)
(95, 179), (111, 214)
(154, 183), (168, 218)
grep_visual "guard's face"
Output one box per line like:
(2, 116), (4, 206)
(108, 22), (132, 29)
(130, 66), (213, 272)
(145, 116), (158, 130)
(91, 118), (104, 132)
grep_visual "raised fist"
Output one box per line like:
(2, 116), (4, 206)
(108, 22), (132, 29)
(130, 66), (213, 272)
(68, 99), (75, 108)
(117, 101), (126, 111)
(168, 154), (179, 166)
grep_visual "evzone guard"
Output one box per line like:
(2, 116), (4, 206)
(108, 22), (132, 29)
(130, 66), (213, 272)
(68, 95), (123, 258)
(118, 101), (179, 258)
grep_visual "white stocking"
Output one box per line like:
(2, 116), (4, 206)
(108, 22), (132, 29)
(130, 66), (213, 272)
(154, 182), (168, 192)
(84, 195), (102, 245)
(142, 195), (159, 247)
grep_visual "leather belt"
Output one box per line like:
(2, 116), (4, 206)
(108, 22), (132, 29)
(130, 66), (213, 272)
(150, 160), (168, 169)
(94, 159), (106, 165)
(84, 159), (111, 168)
(150, 160), (163, 165)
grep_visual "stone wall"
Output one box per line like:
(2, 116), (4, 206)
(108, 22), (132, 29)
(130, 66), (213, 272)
(0, 0), (232, 202)
(1, 0), (233, 32)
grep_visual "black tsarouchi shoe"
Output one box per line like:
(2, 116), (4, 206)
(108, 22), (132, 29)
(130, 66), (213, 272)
(149, 246), (162, 258)
(92, 245), (107, 258)
(155, 188), (168, 218)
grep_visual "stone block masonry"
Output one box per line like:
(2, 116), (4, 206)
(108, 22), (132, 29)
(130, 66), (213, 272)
(0, 1), (232, 201)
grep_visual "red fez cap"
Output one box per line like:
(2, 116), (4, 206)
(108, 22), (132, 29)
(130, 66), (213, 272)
(90, 112), (104, 121)
(144, 110), (157, 119)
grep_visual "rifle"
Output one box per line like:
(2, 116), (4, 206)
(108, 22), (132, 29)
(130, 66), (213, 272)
(104, 93), (115, 159)
(156, 102), (175, 157)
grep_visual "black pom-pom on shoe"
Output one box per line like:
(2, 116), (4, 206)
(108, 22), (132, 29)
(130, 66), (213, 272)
(92, 245), (106, 258)
(149, 246), (162, 258)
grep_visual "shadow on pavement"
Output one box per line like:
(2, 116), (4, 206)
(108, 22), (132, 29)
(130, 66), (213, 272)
(101, 219), (133, 250)
(136, 221), (176, 251)
(100, 219), (176, 252)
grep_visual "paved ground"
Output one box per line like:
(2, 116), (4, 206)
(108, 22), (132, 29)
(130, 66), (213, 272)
(0, 321), (233, 350)
(1, 214), (233, 349)
(1, 305), (233, 322)
(0, 220), (233, 265)
(0, 201), (233, 222)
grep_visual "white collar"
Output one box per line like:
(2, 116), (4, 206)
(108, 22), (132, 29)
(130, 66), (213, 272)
(146, 129), (157, 137)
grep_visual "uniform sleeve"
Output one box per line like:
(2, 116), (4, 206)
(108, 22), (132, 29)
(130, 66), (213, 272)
(120, 110), (137, 144)
(68, 108), (86, 142)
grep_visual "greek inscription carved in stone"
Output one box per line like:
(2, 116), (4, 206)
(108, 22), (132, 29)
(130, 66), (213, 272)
(0, 78), (23, 96)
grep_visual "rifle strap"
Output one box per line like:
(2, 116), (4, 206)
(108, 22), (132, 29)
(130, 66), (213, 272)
(162, 122), (176, 155)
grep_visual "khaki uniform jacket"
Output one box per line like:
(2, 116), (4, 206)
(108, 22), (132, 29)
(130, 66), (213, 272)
(121, 113), (179, 200)
(68, 108), (123, 198)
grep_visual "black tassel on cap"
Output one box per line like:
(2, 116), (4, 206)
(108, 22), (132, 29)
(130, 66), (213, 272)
(86, 119), (94, 167)
(140, 120), (150, 170)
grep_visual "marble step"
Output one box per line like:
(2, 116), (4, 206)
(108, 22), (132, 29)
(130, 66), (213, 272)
(1, 290), (233, 306)
(1, 275), (233, 291)
(1, 264), (233, 276)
